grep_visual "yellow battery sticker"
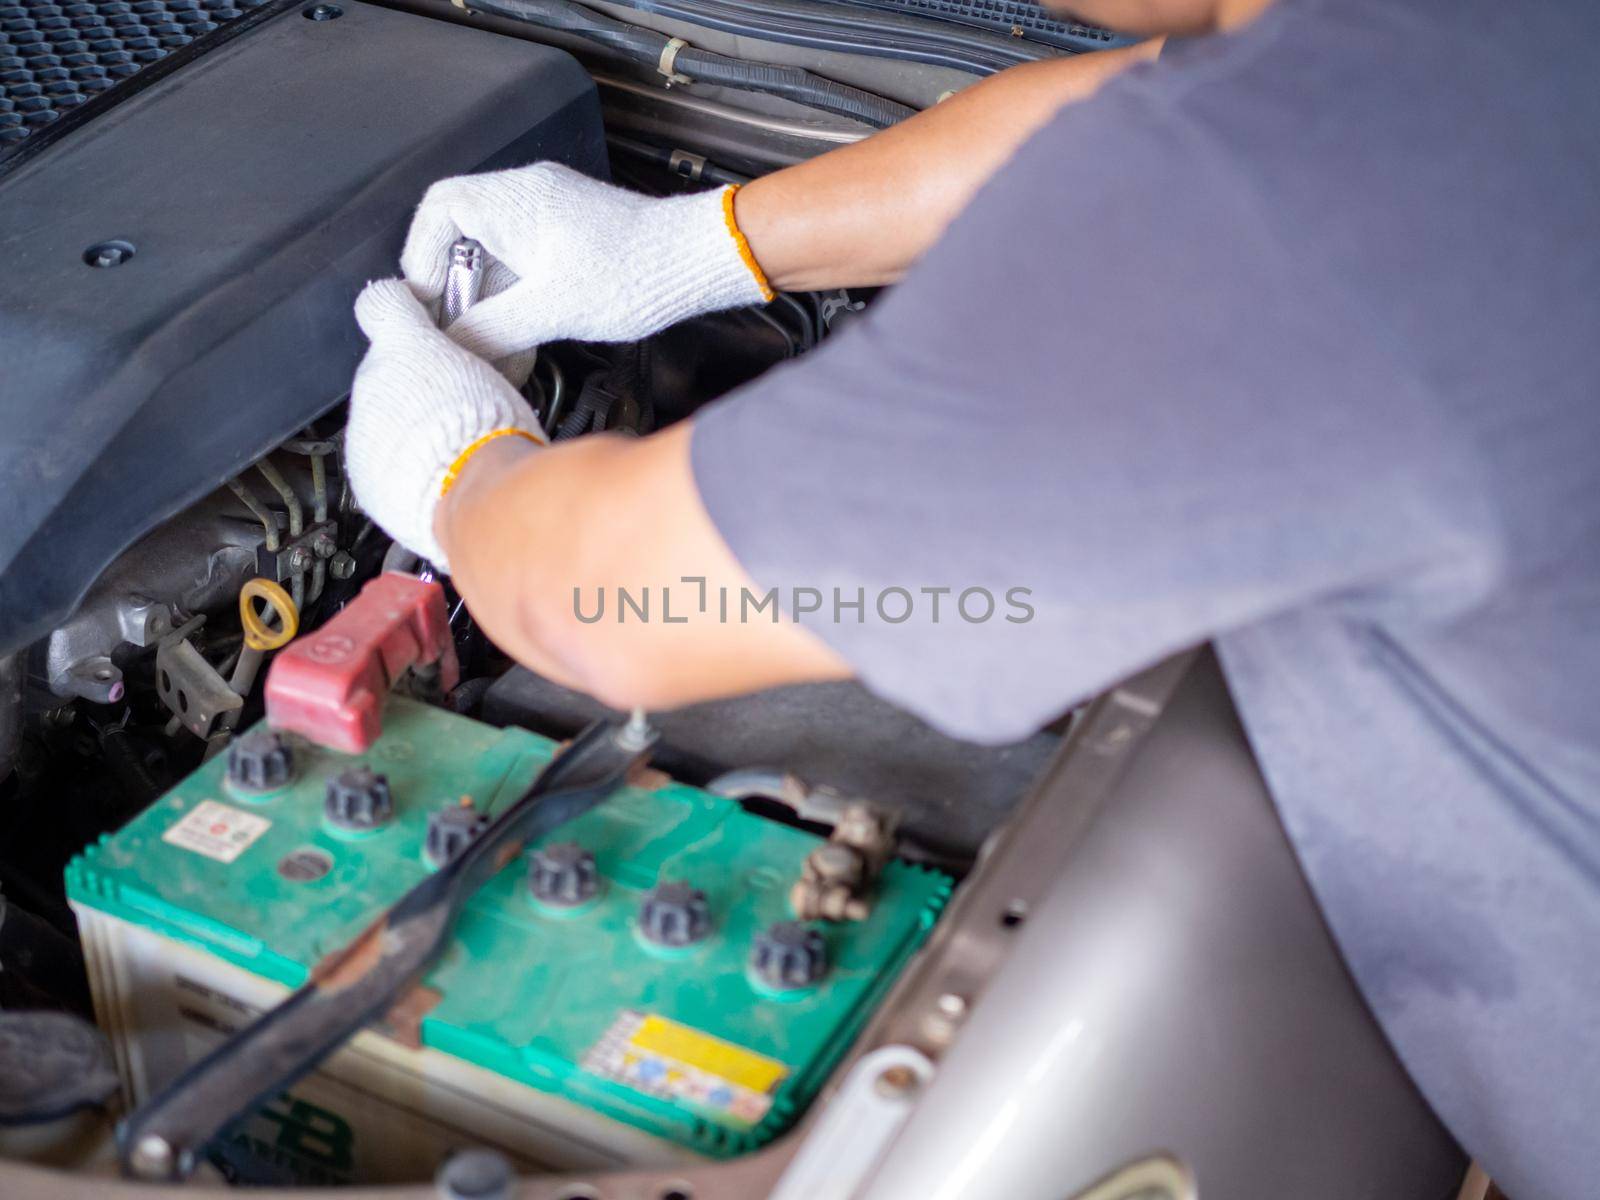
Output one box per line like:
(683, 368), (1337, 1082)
(582, 1011), (788, 1125)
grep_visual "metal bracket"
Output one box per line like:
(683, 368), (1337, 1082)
(154, 637), (242, 739)
(667, 149), (708, 181)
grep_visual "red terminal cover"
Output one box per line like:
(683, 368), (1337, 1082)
(265, 572), (461, 753)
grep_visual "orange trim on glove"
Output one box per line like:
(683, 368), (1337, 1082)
(723, 186), (776, 304)
(439, 428), (542, 499)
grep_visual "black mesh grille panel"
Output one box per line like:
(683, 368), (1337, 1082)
(822, 0), (1128, 53)
(0, 0), (269, 148)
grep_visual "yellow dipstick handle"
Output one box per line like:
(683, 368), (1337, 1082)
(239, 578), (299, 653)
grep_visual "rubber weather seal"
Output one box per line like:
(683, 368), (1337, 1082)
(467, 0), (917, 126)
(596, 0), (1056, 76)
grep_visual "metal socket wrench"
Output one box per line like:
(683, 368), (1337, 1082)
(440, 237), (485, 328)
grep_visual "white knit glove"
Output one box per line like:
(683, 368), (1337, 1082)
(400, 162), (774, 362)
(347, 279), (546, 570)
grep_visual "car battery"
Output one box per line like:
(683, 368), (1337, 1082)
(66, 692), (948, 1185)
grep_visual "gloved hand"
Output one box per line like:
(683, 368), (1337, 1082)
(400, 162), (774, 363)
(347, 279), (546, 569)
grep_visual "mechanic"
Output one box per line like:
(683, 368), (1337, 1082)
(344, 0), (1598, 1195)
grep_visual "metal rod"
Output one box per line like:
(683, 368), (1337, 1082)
(310, 451), (328, 524)
(254, 460), (302, 538)
(225, 477), (280, 553)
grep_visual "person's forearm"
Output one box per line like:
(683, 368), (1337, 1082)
(735, 41), (1161, 292)
(435, 426), (848, 712)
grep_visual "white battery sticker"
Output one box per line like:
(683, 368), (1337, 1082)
(163, 800), (272, 864)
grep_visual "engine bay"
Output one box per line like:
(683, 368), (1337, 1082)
(0, 1), (1469, 1196)
(0, 0), (1065, 1181)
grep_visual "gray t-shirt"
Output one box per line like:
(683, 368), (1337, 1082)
(690, 0), (1600, 1194)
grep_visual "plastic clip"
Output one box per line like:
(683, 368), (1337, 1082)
(657, 37), (692, 86)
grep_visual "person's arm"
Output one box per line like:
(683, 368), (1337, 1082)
(346, 278), (841, 708)
(735, 42), (1162, 291)
(434, 425), (848, 711)
(426, 30), (1480, 743)
(402, 43), (1161, 363)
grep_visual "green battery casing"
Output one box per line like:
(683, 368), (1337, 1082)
(66, 698), (947, 1174)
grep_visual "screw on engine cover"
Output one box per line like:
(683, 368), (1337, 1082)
(329, 551), (356, 580)
(303, 3), (342, 18)
(82, 239), (135, 268)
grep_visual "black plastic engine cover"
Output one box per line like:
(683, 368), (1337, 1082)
(0, 1), (605, 653)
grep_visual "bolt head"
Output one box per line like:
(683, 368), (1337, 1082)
(614, 707), (654, 752)
(128, 1133), (176, 1178)
(874, 1064), (919, 1098)
(435, 1148), (512, 1200)
(83, 239), (135, 268)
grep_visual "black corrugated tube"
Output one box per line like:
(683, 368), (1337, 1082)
(467, 0), (918, 128)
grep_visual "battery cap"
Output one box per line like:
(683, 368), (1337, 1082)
(424, 803), (489, 868)
(639, 880), (711, 947)
(529, 841), (599, 908)
(751, 920), (829, 989)
(226, 728), (295, 792)
(324, 765), (394, 831)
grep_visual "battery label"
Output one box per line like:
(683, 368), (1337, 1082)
(582, 1011), (788, 1126)
(162, 800), (272, 864)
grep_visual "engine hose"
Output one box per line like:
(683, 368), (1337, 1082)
(608, 133), (751, 187)
(0, 652), (20, 786)
(446, 676), (497, 717)
(556, 374), (611, 439)
(669, 48), (912, 126)
(467, 0), (916, 127)
(100, 727), (162, 807)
